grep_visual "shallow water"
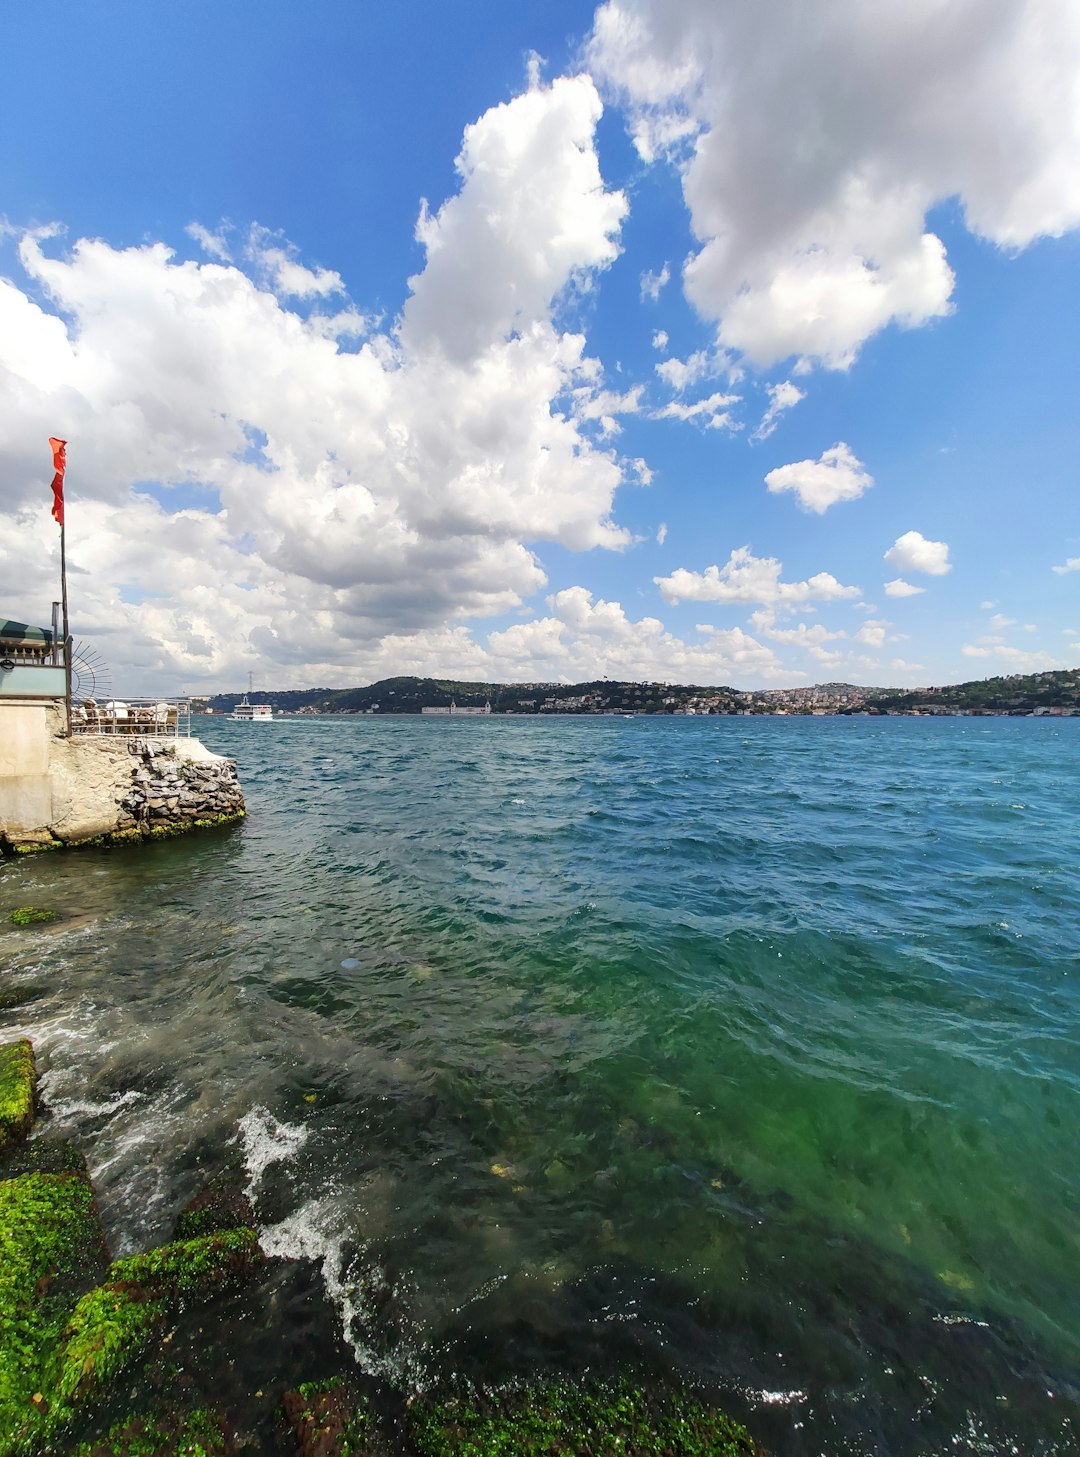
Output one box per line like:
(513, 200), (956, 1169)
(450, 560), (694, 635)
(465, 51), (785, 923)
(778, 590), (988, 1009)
(2, 715), (1079, 1453)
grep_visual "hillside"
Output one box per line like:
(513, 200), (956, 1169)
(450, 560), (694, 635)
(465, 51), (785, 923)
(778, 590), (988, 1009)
(197, 667), (1080, 717)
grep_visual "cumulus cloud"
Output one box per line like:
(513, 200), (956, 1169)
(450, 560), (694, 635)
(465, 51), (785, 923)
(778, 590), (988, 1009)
(753, 380), (805, 440)
(654, 349), (710, 390)
(185, 222), (231, 262)
(655, 546), (860, 609)
(765, 442), (872, 513)
(884, 578), (925, 598)
(1053, 557), (1080, 574)
(961, 644), (1064, 670)
(884, 530), (951, 575)
(651, 328), (669, 351)
(588, 0), (1080, 368)
(656, 522), (668, 545)
(640, 262), (670, 301)
(402, 74), (627, 363)
(653, 388), (739, 430)
(0, 75), (649, 690)
(481, 586), (789, 683)
(246, 226), (344, 298)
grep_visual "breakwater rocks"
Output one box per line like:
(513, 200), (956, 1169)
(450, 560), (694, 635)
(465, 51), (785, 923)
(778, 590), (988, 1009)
(1, 725), (245, 855)
(0, 1037), (763, 1457)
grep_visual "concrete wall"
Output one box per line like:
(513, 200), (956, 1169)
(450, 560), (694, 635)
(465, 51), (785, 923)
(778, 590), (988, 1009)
(0, 698), (245, 852)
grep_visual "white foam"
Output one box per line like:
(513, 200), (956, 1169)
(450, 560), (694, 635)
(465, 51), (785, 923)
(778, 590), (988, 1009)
(235, 1105), (310, 1191)
(47, 1089), (144, 1120)
(260, 1195), (426, 1388)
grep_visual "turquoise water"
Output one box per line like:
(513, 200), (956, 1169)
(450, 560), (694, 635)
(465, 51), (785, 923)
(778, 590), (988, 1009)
(2, 716), (1078, 1453)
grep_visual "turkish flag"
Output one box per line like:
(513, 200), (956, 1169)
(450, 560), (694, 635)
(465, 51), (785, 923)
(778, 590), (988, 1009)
(49, 436), (66, 526)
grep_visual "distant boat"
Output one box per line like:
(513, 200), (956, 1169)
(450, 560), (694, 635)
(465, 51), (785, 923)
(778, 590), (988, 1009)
(228, 674), (275, 722)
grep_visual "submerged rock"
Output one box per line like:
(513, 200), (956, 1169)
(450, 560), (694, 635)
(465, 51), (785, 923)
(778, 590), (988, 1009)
(173, 1174), (256, 1242)
(408, 1380), (765, 1457)
(0, 1039), (37, 1152)
(282, 1377), (372, 1457)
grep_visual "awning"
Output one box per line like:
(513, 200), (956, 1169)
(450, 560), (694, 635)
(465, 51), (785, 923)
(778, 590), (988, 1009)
(0, 620), (55, 649)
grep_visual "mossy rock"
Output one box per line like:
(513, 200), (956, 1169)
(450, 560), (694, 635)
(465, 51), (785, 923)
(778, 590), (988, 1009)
(0, 985), (48, 1013)
(67, 1405), (232, 1455)
(1, 1136), (90, 1181)
(173, 1176), (255, 1242)
(0, 1169), (110, 1452)
(0, 1040), (37, 1154)
(409, 1381), (764, 1457)
(282, 1377), (372, 1457)
(8, 907), (58, 926)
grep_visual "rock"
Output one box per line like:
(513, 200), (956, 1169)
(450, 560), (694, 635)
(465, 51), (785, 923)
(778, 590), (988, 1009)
(0, 1038), (37, 1151)
(173, 1174), (255, 1241)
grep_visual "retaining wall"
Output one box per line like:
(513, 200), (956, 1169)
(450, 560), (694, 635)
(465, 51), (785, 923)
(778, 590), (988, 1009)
(0, 698), (245, 852)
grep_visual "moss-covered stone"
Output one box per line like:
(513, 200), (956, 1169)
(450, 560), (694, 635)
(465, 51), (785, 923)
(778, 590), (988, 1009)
(282, 1377), (372, 1457)
(1, 1136), (90, 1181)
(56, 1283), (165, 1407)
(0, 1040), (37, 1153)
(0, 985), (48, 1013)
(106, 1228), (263, 1300)
(173, 1177), (255, 1242)
(0, 1170), (109, 1453)
(7, 907), (58, 926)
(67, 1406), (231, 1455)
(409, 1381), (763, 1457)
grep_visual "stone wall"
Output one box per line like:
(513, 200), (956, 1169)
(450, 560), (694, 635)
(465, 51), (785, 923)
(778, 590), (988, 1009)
(0, 699), (245, 853)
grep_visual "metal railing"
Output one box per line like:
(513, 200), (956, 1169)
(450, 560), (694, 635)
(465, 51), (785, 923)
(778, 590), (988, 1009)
(71, 697), (192, 739)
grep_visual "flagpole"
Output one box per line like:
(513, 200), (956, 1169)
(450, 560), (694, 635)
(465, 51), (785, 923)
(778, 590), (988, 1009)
(60, 512), (72, 734)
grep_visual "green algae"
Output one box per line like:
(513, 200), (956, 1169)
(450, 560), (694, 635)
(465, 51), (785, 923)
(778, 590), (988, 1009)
(172, 1177), (254, 1242)
(0, 1171), (106, 1453)
(282, 1377), (371, 1457)
(5, 812), (245, 856)
(7, 909), (57, 926)
(67, 1407), (229, 1456)
(0, 1042), (36, 1153)
(0, 1167), (261, 1456)
(409, 1382), (762, 1457)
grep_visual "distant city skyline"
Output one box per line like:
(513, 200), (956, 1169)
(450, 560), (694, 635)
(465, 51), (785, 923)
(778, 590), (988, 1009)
(2, 1), (1078, 693)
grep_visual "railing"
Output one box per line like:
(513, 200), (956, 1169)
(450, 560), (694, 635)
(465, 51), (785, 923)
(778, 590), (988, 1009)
(71, 697), (192, 739)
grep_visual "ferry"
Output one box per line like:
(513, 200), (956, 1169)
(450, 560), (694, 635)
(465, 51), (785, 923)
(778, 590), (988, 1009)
(228, 697), (274, 723)
(228, 676), (275, 722)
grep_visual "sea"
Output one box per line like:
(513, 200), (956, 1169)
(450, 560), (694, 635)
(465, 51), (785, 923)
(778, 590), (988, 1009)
(2, 714), (1078, 1455)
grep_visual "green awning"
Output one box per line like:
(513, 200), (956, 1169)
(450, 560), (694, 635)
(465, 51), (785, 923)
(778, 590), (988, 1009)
(0, 620), (55, 649)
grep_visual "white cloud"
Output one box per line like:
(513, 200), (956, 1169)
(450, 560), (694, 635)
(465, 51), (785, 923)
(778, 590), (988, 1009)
(246, 226), (344, 298)
(0, 76), (648, 690)
(402, 74), (627, 363)
(654, 389), (740, 430)
(656, 546), (860, 609)
(988, 612), (1017, 629)
(980, 600), (996, 610)
(656, 522), (668, 545)
(764, 441), (872, 513)
(185, 222), (231, 262)
(1053, 557), (1080, 574)
(654, 349), (710, 390)
(960, 644), (1064, 670)
(753, 379), (805, 440)
(482, 586), (790, 683)
(651, 328), (669, 351)
(589, 0), (1080, 368)
(884, 530), (951, 575)
(640, 262), (670, 301)
(884, 578), (925, 598)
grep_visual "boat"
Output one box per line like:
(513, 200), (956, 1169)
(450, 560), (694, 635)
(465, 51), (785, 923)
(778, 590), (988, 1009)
(228, 675), (274, 722)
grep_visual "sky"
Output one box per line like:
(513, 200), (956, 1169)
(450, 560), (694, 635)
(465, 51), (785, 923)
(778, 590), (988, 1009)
(1, 0), (1078, 695)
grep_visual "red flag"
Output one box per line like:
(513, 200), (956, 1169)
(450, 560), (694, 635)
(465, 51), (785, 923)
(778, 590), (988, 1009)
(49, 437), (67, 526)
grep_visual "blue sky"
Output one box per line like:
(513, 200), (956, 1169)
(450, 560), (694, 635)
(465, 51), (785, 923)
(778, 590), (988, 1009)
(2, 0), (1078, 692)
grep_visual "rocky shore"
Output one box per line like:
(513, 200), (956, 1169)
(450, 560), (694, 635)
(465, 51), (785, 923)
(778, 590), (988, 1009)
(1, 718), (245, 856)
(0, 1035), (763, 1457)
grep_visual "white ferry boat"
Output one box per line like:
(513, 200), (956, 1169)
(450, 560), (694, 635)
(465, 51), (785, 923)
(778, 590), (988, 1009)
(228, 677), (275, 722)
